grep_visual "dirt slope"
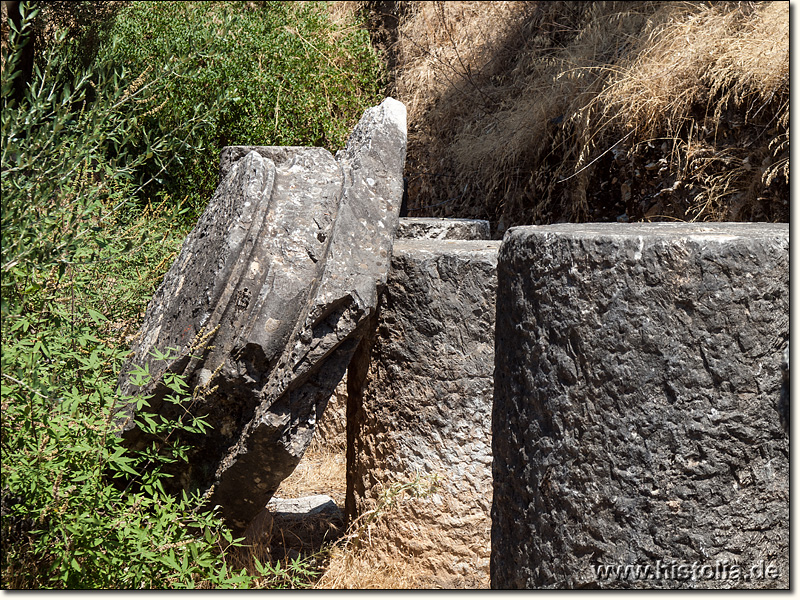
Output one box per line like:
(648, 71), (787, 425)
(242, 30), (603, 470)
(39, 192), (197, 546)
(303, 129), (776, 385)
(360, 1), (789, 235)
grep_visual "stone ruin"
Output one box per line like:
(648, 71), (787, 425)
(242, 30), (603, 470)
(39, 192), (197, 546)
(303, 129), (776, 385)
(492, 223), (789, 589)
(346, 221), (498, 588)
(312, 217), (494, 453)
(119, 97), (789, 589)
(117, 97), (407, 531)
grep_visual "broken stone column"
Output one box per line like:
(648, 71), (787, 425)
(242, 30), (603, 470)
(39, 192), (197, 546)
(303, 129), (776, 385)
(117, 98), (407, 531)
(312, 218), (492, 452)
(491, 223), (789, 589)
(347, 238), (500, 588)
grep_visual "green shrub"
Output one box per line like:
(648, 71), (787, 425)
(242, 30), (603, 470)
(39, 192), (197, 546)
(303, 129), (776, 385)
(1, 344), (250, 589)
(2, 4), (246, 588)
(99, 1), (384, 216)
(1, 2), (233, 279)
(2, 1), (383, 587)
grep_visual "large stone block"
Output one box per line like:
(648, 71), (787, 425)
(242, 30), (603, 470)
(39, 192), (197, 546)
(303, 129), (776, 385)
(347, 238), (500, 588)
(492, 223), (789, 589)
(312, 217), (493, 452)
(117, 98), (407, 531)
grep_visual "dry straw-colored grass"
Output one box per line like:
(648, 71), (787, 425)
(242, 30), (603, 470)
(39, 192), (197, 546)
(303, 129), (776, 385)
(230, 442), (439, 589)
(272, 444), (346, 506)
(227, 444), (346, 588)
(313, 473), (442, 589)
(387, 1), (788, 230)
(590, 1), (789, 222)
(315, 543), (430, 589)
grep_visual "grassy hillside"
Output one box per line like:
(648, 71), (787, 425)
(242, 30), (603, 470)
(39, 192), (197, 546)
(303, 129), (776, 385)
(373, 1), (788, 234)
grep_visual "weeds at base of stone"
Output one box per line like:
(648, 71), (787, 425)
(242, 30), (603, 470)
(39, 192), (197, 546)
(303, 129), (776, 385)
(315, 473), (440, 589)
(229, 445), (441, 589)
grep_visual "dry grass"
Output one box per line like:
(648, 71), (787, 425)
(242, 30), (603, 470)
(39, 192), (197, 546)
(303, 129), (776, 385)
(231, 423), (450, 588)
(325, 0), (362, 27)
(384, 0), (788, 230)
(272, 445), (346, 507)
(227, 443), (346, 588)
(228, 443), (436, 588)
(313, 473), (442, 589)
(316, 543), (430, 589)
(590, 1), (789, 221)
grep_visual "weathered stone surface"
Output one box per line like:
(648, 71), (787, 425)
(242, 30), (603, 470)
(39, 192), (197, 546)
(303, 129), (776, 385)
(347, 239), (500, 588)
(312, 379), (348, 451)
(244, 495), (344, 557)
(219, 145), (314, 184)
(118, 98), (407, 531)
(779, 343), (789, 432)
(396, 217), (490, 240)
(491, 223), (789, 589)
(782, 344), (789, 380)
(313, 218), (493, 453)
(267, 494), (341, 517)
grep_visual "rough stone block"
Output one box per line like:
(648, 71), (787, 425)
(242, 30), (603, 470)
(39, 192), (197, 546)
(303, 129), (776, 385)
(312, 378), (347, 452)
(491, 223), (789, 589)
(244, 495), (344, 556)
(313, 218), (493, 452)
(396, 217), (490, 240)
(219, 145), (312, 184)
(347, 239), (500, 588)
(117, 98), (406, 531)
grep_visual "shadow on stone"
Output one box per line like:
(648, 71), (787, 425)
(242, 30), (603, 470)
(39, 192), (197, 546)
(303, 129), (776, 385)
(117, 98), (407, 533)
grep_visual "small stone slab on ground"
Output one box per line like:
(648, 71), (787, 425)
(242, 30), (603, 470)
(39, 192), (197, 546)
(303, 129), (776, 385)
(395, 217), (490, 240)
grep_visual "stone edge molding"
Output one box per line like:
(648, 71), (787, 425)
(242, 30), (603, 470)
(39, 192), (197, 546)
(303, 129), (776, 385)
(117, 98), (407, 531)
(395, 217), (491, 240)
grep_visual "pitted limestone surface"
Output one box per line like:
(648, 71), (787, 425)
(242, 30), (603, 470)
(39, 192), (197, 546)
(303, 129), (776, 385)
(395, 217), (490, 240)
(491, 222), (789, 589)
(348, 239), (499, 588)
(313, 217), (493, 452)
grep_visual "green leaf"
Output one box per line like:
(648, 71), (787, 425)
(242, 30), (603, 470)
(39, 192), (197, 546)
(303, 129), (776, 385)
(85, 307), (108, 325)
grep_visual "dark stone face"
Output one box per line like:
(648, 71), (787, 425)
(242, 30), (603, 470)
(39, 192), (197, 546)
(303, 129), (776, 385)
(118, 99), (407, 532)
(491, 223), (789, 589)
